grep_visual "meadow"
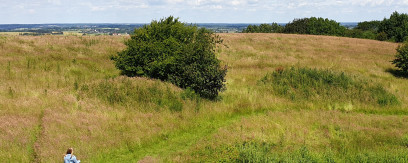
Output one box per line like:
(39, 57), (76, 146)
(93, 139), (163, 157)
(1, 33), (408, 162)
(0, 32), (34, 36)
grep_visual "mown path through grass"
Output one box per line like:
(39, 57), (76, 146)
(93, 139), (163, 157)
(28, 109), (45, 163)
(90, 108), (269, 162)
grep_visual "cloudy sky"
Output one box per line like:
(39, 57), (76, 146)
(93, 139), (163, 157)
(2, 0), (408, 24)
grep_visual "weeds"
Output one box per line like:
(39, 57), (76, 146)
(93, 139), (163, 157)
(80, 37), (99, 47)
(7, 87), (14, 98)
(78, 77), (190, 112)
(7, 61), (12, 79)
(259, 67), (399, 107)
(402, 135), (408, 147)
(193, 140), (408, 162)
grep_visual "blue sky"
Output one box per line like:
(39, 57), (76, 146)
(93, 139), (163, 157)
(2, 0), (408, 24)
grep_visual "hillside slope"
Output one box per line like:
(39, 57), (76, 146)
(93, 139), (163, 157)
(1, 34), (407, 162)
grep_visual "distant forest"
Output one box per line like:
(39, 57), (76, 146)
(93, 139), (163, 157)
(242, 11), (408, 42)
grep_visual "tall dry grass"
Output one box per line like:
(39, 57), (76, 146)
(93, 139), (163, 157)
(1, 34), (407, 162)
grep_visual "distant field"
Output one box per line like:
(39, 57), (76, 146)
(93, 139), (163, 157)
(62, 31), (83, 36)
(0, 32), (34, 35)
(1, 34), (407, 162)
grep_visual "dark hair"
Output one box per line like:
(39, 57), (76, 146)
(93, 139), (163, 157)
(66, 148), (73, 154)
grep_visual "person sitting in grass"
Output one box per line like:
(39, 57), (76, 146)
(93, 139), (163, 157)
(64, 148), (80, 163)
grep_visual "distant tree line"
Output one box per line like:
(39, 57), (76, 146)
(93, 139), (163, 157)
(283, 17), (346, 36)
(243, 11), (408, 42)
(242, 23), (284, 33)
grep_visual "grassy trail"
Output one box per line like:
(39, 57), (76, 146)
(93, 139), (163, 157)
(91, 109), (269, 162)
(32, 110), (45, 163)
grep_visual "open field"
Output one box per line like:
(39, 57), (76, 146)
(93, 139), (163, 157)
(62, 31), (83, 36)
(1, 34), (408, 162)
(0, 32), (34, 36)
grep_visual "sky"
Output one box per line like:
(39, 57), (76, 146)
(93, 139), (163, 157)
(1, 0), (408, 24)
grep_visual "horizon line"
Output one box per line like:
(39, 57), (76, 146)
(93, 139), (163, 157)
(0, 22), (360, 25)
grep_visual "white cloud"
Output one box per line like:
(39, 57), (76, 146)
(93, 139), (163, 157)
(401, 0), (408, 4)
(1, 0), (408, 23)
(28, 9), (36, 14)
(47, 0), (61, 5)
(91, 6), (106, 11)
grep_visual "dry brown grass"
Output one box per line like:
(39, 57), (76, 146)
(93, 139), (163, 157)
(218, 33), (407, 108)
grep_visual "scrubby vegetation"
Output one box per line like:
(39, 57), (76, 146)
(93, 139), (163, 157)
(392, 42), (408, 74)
(259, 67), (399, 107)
(78, 77), (187, 112)
(111, 16), (227, 99)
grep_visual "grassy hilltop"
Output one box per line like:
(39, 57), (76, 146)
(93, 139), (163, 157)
(1, 34), (408, 162)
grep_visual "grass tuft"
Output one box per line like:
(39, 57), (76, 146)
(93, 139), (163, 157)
(259, 67), (399, 107)
(78, 77), (187, 112)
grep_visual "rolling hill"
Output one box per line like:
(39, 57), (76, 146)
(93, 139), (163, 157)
(1, 33), (407, 162)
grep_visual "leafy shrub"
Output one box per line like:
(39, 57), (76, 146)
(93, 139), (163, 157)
(345, 29), (364, 38)
(259, 67), (399, 106)
(392, 43), (408, 74)
(356, 20), (381, 31)
(111, 16), (227, 99)
(362, 31), (377, 40)
(345, 29), (377, 40)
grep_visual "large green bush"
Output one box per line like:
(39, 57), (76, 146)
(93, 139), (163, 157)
(392, 43), (408, 73)
(111, 16), (227, 99)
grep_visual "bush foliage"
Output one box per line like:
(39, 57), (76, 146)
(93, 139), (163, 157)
(392, 43), (408, 73)
(111, 16), (227, 99)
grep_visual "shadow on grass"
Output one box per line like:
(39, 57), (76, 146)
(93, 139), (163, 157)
(386, 68), (408, 78)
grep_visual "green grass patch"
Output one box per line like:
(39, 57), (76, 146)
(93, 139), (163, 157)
(89, 107), (268, 162)
(193, 141), (408, 162)
(79, 77), (188, 112)
(259, 67), (399, 107)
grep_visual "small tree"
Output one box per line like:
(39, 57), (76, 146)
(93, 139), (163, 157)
(392, 43), (408, 73)
(111, 16), (227, 99)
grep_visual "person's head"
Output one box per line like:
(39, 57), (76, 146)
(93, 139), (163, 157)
(66, 148), (73, 155)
